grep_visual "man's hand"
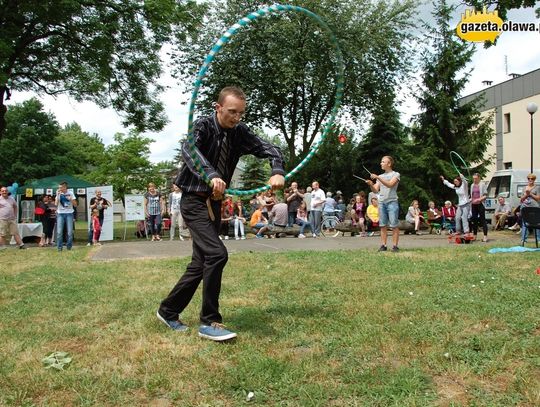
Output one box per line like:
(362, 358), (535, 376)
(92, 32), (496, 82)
(268, 174), (285, 191)
(211, 177), (227, 198)
(366, 180), (374, 186)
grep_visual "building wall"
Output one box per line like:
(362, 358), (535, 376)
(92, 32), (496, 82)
(460, 68), (540, 179)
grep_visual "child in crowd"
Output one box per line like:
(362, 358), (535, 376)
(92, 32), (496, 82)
(91, 208), (102, 245)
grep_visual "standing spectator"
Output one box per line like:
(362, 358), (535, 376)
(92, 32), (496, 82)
(322, 192), (337, 230)
(169, 184), (184, 241)
(493, 196), (513, 230)
(366, 155), (401, 252)
(519, 173), (540, 245)
(157, 86), (285, 341)
(87, 189), (110, 246)
(0, 186), (26, 249)
(286, 181), (304, 227)
(55, 181), (77, 251)
(91, 208), (102, 245)
(144, 182), (165, 241)
(469, 173), (488, 242)
(309, 181), (326, 238)
(303, 186), (312, 220)
(37, 195), (50, 247)
(441, 173), (471, 239)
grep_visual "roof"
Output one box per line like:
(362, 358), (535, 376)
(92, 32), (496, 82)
(17, 174), (95, 194)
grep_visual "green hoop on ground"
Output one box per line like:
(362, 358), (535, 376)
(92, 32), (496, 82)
(450, 151), (471, 179)
(186, 3), (345, 196)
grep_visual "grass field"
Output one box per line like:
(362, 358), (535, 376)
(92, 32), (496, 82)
(1, 244), (539, 406)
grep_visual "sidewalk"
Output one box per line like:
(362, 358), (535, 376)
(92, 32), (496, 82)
(89, 231), (521, 261)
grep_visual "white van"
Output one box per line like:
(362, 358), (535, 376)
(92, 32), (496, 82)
(484, 169), (540, 222)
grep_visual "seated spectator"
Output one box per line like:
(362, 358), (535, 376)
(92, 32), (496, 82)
(220, 197), (233, 240)
(261, 190), (275, 220)
(426, 201), (443, 234)
(442, 200), (456, 234)
(233, 199), (247, 240)
(405, 199), (424, 235)
(296, 201), (311, 238)
(509, 205), (521, 232)
(269, 198), (288, 237)
(350, 194), (367, 236)
(493, 196), (514, 230)
(336, 198), (347, 221)
(250, 206), (269, 238)
(135, 220), (147, 238)
(366, 197), (379, 235)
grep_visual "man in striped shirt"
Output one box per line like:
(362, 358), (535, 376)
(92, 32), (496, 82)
(157, 86), (285, 341)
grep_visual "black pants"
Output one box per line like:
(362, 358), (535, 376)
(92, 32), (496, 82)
(471, 203), (487, 236)
(159, 193), (228, 325)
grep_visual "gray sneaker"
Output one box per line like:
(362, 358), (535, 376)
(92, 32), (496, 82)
(156, 310), (188, 332)
(198, 322), (237, 342)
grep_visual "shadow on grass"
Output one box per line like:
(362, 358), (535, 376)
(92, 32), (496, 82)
(230, 303), (333, 337)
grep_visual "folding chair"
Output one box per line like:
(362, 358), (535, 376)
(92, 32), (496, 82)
(520, 207), (540, 247)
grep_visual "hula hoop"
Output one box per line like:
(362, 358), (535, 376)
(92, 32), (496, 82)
(186, 4), (344, 196)
(449, 151), (471, 179)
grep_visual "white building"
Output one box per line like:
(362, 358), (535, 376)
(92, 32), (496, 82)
(460, 68), (540, 179)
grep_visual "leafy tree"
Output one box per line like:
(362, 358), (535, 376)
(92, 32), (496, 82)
(465, 0), (540, 19)
(409, 0), (493, 205)
(0, 98), (64, 185)
(57, 123), (106, 176)
(172, 0), (417, 166)
(296, 126), (359, 198)
(0, 0), (205, 140)
(89, 131), (162, 202)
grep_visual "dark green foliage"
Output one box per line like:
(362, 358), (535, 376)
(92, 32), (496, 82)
(0, 98), (64, 185)
(407, 0), (494, 207)
(172, 0), (417, 165)
(0, 0), (204, 139)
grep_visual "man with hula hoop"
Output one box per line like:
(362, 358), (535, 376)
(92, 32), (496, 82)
(157, 86), (285, 341)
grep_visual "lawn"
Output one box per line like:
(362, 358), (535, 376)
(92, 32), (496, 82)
(1, 245), (539, 406)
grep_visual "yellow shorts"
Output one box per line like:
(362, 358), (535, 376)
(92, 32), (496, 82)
(0, 219), (18, 237)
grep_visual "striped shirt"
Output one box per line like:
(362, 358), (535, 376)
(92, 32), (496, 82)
(175, 114), (285, 193)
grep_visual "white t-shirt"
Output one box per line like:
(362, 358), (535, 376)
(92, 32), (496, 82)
(310, 188), (326, 211)
(169, 191), (182, 211)
(56, 190), (77, 214)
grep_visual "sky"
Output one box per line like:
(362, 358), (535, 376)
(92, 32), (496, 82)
(8, 2), (540, 163)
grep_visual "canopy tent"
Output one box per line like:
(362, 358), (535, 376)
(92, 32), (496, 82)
(17, 174), (95, 195)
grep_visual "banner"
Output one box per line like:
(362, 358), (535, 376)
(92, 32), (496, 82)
(86, 186), (114, 241)
(125, 194), (145, 221)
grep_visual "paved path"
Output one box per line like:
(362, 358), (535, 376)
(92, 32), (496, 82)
(89, 231), (522, 261)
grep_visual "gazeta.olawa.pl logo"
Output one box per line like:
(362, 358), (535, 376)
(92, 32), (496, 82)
(456, 7), (539, 42)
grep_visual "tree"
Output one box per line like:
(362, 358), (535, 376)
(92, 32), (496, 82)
(89, 131), (163, 202)
(0, 0), (205, 140)
(0, 98), (64, 185)
(172, 0), (417, 167)
(465, 0), (540, 19)
(239, 155), (270, 192)
(409, 0), (493, 205)
(57, 123), (106, 176)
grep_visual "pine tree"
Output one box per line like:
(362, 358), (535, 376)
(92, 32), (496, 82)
(409, 0), (493, 205)
(239, 155), (270, 192)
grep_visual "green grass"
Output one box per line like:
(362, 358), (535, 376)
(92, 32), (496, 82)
(1, 246), (539, 406)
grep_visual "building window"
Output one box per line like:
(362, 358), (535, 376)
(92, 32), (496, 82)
(503, 113), (511, 133)
(504, 162), (512, 169)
